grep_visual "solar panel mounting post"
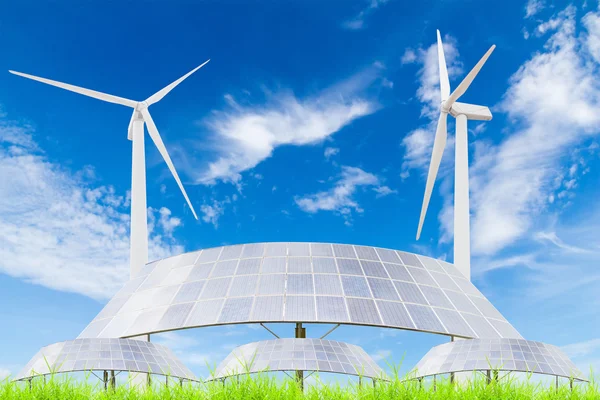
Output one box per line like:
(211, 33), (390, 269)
(295, 323), (306, 391)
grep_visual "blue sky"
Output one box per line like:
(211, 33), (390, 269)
(1, 0), (600, 383)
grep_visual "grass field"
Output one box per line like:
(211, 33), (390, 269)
(0, 371), (598, 400)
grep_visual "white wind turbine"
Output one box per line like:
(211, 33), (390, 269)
(9, 60), (209, 279)
(416, 31), (495, 281)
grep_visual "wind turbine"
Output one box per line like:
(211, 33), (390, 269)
(9, 60), (210, 278)
(416, 31), (495, 280)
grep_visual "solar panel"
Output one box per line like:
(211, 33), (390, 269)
(80, 243), (523, 341)
(411, 338), (587, 382)
(14, 338), (199, 382)
(314, 275), (343, 295)
(210, 338), (388, 381)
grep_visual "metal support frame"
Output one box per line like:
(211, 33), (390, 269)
(320, 324), (341, 339)
(259, 323), (280, 339)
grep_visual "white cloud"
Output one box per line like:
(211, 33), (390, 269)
(153, 331), (225, 371)
(401, 34), (462, 178)
(373, 185), (396, 198)
(371, 349), (392, 362)
(179, 66), (380, 186)
(324, 147), (340, 159)
(562, 338), (600, 359)
(342, 0), (389, 31)
(200, 197), (232, 228)
(401, 49), (417, 64)
(465, 6), (600, 255)
(153, 331), (199, 351)
(0, 368), (10, 379)
(295, 166), (390, 223)
(0, 117), (183, 300)
(525, 0), (545, 18)
(381, 77), (394, 89)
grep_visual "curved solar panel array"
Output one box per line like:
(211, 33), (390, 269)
(78, 242), (522, 340)
(14, 338), (198, 382)
(210, 338), (388, 381)
(411, 339), (587, 382)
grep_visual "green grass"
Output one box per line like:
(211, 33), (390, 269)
(1, 371), (599, 400)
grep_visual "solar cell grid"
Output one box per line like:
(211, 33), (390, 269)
(211, 339), (388, 381)
(411, 339), (586, 382)
(14, 338), (199, 382)
(80, 243), (523, 341)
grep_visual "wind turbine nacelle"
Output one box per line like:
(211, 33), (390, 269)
(449, 102), (492, 121)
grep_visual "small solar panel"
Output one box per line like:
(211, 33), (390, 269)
(411, 338), (587, 382)
(210, 338), (388, 381)
(14, 338), (199, 382)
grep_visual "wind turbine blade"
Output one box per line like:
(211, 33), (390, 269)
(144, 59), (210, 106)
(127, 110), (138, 141)
(416, 112), (448, 240)
(140, 108), (198, 220)
(437, 30), (450, 101)
(8, 70), (137, 108)
(445, 45), (496, 108)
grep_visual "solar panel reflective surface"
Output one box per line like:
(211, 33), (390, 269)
(79, 243), (523, 340)
(411, 338), (587, 382)
(210, 338), (389, 380)
(14, 338), (198, 382)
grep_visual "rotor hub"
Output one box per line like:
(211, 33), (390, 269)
(135, 101), (149, 111)
(440, 101), (451, 114)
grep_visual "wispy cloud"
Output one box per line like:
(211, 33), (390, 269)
(464, 6), (600, 256)
(295, 166), (393, 225)
(525, 0), (545, 18)
(342, 0), (390, 31)
(371, 349), (392, 362)
(179, 65), (382, 187)
(324, 147), (340, 160)
(0, 367), (10, 379)
(0, 115), (183, 300)
(154, 331), (227, 372)
(562, 338), (600, 359)
(200, 195), (236, 228)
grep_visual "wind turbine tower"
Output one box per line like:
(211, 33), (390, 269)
(9, 61), (209, 278)
(416, 31), (495, 281)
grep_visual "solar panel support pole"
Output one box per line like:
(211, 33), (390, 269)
(570, 378), (573, 391)
(110, 371), (116, 390)
(556, 376), (559, 392)
(295, 323), (306, 391)
(454, 113), (471, 280)
(433, 375), (437, 391)
(486, 370), (491, 385)
(103, 370), (108, 390)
